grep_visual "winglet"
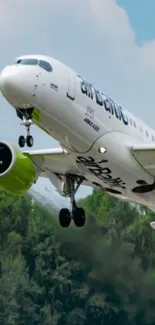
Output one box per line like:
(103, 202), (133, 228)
(150, 222), (155, 229)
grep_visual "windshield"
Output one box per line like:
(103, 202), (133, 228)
(39, 60), (52, 72)
(16, 58), (38, 65)
(15, 58), (52, 72)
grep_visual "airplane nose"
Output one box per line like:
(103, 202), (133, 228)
(0, 68), (7, 92)
(0, 66), (18, 95)
(0, 64), (37, 109)
(0, 65), (28, 107)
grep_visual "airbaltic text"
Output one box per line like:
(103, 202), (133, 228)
(76, 156), (126, 190)
(78, 76), (128, 126)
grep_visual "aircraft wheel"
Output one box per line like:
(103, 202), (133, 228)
(59, 208), (71, 227)
(26, 135), (34, 147)
(18, 135), (25, 148)
(73, 207), (86, 227)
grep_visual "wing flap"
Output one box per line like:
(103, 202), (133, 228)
(24, 147), (81, 176)
(24, 147), (92, 191)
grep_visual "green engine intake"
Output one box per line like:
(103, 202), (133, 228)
(0, 142), (36, 195)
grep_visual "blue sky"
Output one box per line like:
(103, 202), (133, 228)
(117, 0), (155, 43)
(0, 0), (155, 202)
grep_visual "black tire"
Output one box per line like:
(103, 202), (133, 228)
(26, 135), (34, 147)
(73, 207), (86, 227)
(59, 208), (71, 227)
(18, 135), (25, 148)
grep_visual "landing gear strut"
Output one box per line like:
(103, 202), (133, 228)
(59, 176), (86, 228)
(18, 114), (34, 148)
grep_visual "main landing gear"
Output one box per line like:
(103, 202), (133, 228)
(59, 176), (86, 228)
(18, 117), (34, 148)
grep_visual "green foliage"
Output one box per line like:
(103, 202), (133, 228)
(0, 188), (155, 324)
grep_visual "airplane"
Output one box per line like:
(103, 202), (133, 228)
(0, 54), (155, 228)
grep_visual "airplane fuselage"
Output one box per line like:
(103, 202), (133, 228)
(1, 54), (155, 208)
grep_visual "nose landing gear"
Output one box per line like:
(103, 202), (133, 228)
(59, 176), (86, 228)
(18, 117), (34, 148)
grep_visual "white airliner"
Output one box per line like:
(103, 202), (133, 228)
(0, 54), (155, 228)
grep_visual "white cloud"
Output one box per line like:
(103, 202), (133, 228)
(90, 0), (135, 45)
(89, 0), (155, 71)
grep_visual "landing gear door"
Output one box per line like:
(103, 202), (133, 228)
(67, 73), (76, 101)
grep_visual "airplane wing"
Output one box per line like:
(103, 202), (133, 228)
(132, 144), (155, 176)
(24, 147), (91, 196)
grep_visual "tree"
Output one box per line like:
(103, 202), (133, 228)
(0, 188), (155, 324)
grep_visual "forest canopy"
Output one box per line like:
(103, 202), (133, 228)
(0, 188), (155, 324)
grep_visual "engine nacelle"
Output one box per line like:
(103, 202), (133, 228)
(0, 141), (36, 195)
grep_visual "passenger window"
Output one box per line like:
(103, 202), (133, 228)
(152, 134), (155, 141)
(130, 118), (132, 125)
(133, 121), (136, 127)
(39, 60), (52, 72)
(16, 59), (38, 65)
(146, 130), (148, 137)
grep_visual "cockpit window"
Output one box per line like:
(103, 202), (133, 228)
(16, 58), (38, 65)
(39, 60), (52, 72)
